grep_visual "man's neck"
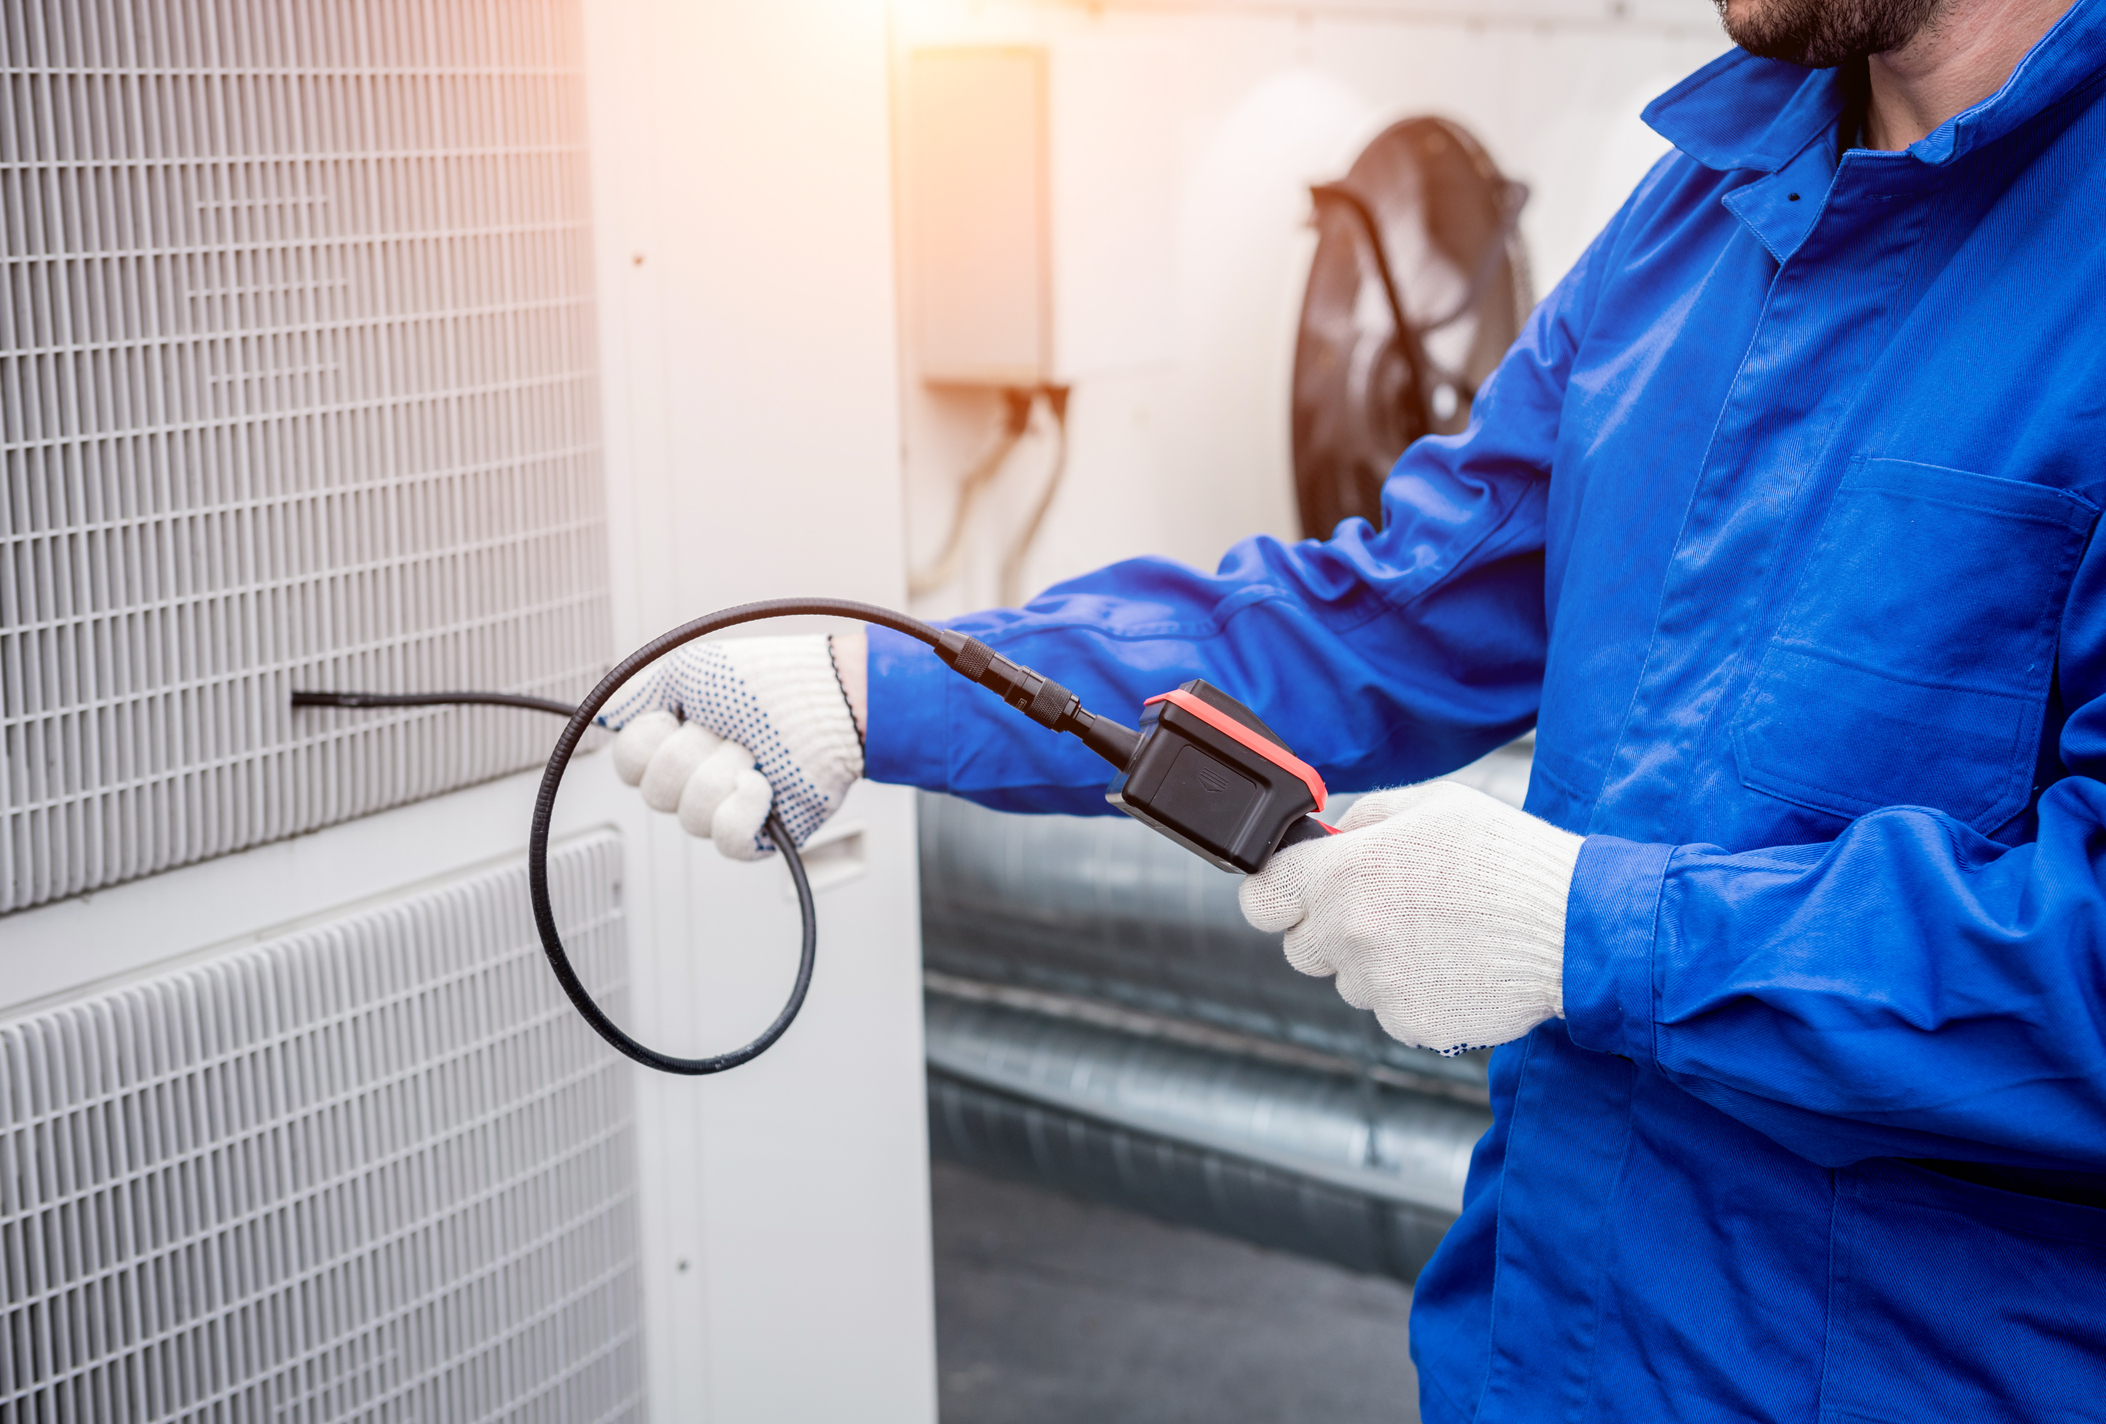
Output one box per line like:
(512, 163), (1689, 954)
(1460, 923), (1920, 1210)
(1864, 0), (2079, 149)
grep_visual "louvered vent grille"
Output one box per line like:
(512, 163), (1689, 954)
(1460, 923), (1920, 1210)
(0, 0), (611, 913)
(1, 832), (642, 1422)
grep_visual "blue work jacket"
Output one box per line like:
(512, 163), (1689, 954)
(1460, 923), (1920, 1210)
(869, 6), (2106, 1419)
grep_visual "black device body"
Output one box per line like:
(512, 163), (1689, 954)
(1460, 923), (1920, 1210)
(1105, 679), (1333, 874)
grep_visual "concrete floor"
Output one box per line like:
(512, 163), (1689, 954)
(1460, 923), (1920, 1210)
(930, 1160), (1422, 1424)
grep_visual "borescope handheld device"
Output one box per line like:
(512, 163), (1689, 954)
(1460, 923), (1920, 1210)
(295, 598), (1332, 1075)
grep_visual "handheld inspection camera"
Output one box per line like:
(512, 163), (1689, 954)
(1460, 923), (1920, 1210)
(302, 599), (1334, 1073)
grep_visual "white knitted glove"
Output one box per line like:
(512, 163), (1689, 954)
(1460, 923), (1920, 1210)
(597, 635), (864, 861)
(1239, 782), (1583, 1055)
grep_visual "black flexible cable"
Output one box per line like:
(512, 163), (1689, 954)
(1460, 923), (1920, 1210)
(293, 689), (581, 717)
(297, 596), (1136, 1076)
(292, 677), (825, 1072)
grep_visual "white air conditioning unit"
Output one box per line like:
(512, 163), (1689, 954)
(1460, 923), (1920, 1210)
(2, 2), (936, 1420)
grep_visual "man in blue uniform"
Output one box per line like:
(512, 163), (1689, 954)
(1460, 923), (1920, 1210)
(607, 0), (2106, 1415)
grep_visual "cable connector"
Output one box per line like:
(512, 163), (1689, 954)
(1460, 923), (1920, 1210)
(935, 631), (1140, 772)
(935, 631), (1069, 724)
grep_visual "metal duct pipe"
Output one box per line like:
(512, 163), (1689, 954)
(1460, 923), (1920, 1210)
(918, 789), (1496, 1090)
(916, 769), (1531, 1280)
(924, 987), (1489, 1281)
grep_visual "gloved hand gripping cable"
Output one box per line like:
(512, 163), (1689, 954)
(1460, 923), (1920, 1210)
(294, 597), (1158, 1075)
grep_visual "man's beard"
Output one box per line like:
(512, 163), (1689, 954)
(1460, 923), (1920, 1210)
(1714, 0), (1942, 67)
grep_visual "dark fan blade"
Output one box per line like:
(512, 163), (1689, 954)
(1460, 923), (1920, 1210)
(1291, 117), (1531, 540)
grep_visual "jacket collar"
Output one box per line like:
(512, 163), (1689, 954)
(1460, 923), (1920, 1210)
(1646, 0), (2106, 173)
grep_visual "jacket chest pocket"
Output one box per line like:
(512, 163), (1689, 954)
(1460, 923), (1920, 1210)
(1730, 458), (2095, 833)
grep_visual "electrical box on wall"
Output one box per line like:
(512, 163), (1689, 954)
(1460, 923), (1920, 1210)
(903, 43), (1177, 388)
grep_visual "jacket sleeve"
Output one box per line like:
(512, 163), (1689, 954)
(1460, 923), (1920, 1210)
(1564, 549), (2106, 1170)
(864, 232), (1620, 816)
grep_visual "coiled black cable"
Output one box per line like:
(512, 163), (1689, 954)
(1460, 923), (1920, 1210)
(525, 599), (944, 1073)
(297, 596), (1137, 1076)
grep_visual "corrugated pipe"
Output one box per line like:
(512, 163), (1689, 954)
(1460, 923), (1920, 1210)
(924, 980), (1488, 1280)
(918, 788), (1499, 1090)
(916, 756), (1531, 1280)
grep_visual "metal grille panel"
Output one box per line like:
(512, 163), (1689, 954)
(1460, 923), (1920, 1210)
(0, 831), (642, 1423)
(0, 0), (610, 912)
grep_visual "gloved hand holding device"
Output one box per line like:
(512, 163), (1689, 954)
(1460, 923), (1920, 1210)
(592, 619), (1568, 1059)
(598, 623), (1575, 1059)
(599, 634), (867, 859)
(1238, 780), (1582, 1056)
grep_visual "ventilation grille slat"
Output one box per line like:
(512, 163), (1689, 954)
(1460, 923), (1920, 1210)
(1, 832), (643, 1423)
(0, 0), (612, 913)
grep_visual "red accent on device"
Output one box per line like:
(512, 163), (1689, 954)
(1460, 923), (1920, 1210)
(1143, 689), (1328, 811)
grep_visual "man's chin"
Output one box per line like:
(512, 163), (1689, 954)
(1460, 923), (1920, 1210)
(1715, 0), (1939, 67)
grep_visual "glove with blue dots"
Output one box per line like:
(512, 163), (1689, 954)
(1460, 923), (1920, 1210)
(598, 635), (864, 860)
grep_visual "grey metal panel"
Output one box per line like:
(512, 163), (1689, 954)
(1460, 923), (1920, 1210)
(0, 0), (610, 912)
(0, 832), (642, 1421)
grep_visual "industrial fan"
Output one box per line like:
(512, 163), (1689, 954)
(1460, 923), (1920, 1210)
(1292, 118), (1532, 539)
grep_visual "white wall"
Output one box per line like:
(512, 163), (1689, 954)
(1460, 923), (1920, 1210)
(890, 0), (1728, 619)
